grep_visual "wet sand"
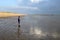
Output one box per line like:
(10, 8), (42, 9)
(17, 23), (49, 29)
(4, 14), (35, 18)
(0, 15), (60, 40)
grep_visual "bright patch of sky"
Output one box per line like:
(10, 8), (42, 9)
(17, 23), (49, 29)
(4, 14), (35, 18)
(30, 0), (44, 3)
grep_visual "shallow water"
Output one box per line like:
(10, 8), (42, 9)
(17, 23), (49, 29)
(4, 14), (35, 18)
(0, 15), (60, 40)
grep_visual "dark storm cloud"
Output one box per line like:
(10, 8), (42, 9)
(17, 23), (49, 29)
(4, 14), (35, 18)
(37, 0), (60, 14)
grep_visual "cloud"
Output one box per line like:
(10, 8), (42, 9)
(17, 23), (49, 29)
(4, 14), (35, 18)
(30, 0), (40, 3)
(0, 6), (38, 10)
(30, 0), (47, 3)
(17, 6), (38, 10)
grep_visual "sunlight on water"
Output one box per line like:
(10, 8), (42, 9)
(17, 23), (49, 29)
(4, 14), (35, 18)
(34, 28), (42, 35)
(30, 27), (43, 38)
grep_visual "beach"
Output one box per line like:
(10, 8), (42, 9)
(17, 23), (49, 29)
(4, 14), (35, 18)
(0, 15), (60, 40)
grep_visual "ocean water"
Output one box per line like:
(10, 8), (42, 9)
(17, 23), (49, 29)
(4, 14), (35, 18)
(0, 15), (60, 40)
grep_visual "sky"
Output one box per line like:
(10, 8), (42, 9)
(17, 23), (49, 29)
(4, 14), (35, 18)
(0, 0), (60, 14)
